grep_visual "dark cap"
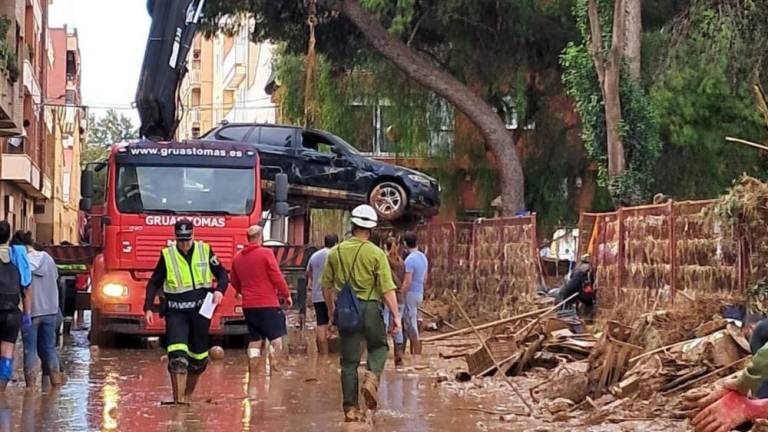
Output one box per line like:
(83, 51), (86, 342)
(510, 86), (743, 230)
(174, 219), (194, 240)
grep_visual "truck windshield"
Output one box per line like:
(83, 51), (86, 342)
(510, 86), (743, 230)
(116, 165), (255, 215)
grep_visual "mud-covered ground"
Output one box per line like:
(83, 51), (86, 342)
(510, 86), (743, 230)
(0, 327), (689, 431)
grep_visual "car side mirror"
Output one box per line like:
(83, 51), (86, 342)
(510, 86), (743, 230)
(79, 197), (92, 212)
(81, 169), (94, 198)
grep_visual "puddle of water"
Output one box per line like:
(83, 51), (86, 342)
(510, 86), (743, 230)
(0, 329), (688, 431)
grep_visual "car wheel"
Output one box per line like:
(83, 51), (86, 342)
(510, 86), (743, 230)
(369, 182), (407, 221)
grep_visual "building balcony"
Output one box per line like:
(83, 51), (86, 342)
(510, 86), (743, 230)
(0, 77), (19, 136)
(23, 60), (41, 105)
(222, 40), (246, 90)
(188, 69), (201, 88)
(189, 108), (200, 124)
(0, 153), (45, 199)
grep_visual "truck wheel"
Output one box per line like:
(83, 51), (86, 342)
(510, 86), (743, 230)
(369, 181), (408, 221)
(89, 309), (112, 348)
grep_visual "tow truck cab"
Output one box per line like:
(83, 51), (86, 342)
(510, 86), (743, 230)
(81, 139), (275, 343)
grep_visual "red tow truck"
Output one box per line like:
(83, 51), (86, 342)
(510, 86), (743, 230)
(78, 139), (304, 345)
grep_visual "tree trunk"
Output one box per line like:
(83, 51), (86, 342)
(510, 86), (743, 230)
(340, 0), (525, 215)
(624, 0), (642, 80)
(586, 0), (627, 179)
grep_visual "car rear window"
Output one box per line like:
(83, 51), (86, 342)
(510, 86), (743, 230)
(215, 126), (252, 141)
(252, 127), (294, 147)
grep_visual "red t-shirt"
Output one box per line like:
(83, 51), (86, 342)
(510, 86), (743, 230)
(231, 244), (290, 308)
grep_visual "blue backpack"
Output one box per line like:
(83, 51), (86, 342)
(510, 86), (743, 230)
(333, 244), (367, 336)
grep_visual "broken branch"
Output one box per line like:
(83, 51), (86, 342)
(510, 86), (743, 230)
(422, 305), (553, 343)
(450, 291), (534, 416)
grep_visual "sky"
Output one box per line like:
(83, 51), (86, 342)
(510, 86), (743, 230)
(49, 0), (151, 125)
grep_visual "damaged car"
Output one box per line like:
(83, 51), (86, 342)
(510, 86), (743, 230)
(201, 123), (441, 222)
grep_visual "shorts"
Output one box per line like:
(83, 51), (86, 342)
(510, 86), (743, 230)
(0, 308), (21, 344)
(314, 302), (330, 326)
(244, 307), (287, 342)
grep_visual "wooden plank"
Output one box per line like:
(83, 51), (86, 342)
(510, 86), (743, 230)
(422, 305), (553, 343)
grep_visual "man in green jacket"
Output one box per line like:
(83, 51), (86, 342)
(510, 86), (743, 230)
(321, 204), (402, 422)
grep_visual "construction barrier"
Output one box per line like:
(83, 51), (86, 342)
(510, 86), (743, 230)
(416, 216), (540, 319)
(578, 200), (743, 324)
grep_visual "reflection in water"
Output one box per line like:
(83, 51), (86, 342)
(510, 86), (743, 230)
(0, 330), (496, 431)
(101, 373), (120, 431)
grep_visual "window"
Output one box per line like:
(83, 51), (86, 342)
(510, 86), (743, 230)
(252, 127), (294, 147)
(349, 106), (374, 153)
(301, 132), (334, 154)
(215, 126), (251, 141)
(116, 165), (256, 215)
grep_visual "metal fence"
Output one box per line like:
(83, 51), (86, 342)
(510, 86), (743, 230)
(578, 200), (742, 320)
(415, 216), (539, 318)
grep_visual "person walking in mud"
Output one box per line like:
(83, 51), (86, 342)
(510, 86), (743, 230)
(19, 231), (67, 389)
(306, 234), (338, 355)
(0, 222), (28, 392)
(382, 236), (407, 366)
(401, 231), (428, 356)
(230, 225), (292, 377)
(144, 220), (228, 404)
(321, 204), (401, 422)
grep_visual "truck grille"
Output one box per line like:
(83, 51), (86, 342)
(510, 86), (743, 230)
(135, 236), (235, 265)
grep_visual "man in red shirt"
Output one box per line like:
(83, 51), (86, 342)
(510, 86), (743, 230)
(231, 225), (292, 377)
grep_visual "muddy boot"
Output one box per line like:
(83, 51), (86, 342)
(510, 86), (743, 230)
(344, 406), (361, 422)
(185, 372), (201, 399)
(0, 381), (8, 393)
(24, 371), (38, 389)
(411, 339), (422, 355)
(316, 339), (329, 355)
(169, 373), (188, 405)
(361, 370), (380, 411)
(50, 372), (67, 387)
(394, 343), (405, 367)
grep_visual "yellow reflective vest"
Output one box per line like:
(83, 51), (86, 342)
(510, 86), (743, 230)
(162, 241), (213, 293)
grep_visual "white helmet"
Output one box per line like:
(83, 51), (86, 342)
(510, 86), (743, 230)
(350, 204), (378, 229)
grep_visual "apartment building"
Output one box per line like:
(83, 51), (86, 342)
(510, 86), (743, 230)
(0, 0), (53, 236)
(177, 27), (275, 140)
(37, 24), (82, 243)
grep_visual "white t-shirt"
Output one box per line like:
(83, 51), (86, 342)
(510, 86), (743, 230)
(307, 248), (330, 304)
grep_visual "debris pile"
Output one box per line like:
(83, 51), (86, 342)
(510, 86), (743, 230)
(708, 175), (768, 313)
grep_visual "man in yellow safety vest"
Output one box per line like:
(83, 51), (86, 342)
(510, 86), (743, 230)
(144, 219), (228, 404)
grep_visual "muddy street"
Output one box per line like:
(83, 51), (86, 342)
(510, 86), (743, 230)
(0, 325), (690, 432)
(0, 328), (486, 432)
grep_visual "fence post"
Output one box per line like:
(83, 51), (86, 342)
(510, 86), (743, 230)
(618, 209), (626, 289)
(669, 201), (677, 301)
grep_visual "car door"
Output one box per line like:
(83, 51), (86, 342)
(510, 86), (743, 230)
(247, 127), (297, 181)
(295, 132), (359, 192)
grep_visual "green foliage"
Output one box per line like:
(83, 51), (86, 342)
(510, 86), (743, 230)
(561, 0), (662, 205)
(83, 110), (138, 164)
(650, 3), (768, 199)
(0, 16), (19, 83)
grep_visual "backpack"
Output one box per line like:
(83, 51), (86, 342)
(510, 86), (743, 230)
(333, 244), (367, 336)
(0, 261), (21, 310)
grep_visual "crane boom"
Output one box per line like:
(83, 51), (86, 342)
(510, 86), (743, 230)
(135, 0), (205, 141)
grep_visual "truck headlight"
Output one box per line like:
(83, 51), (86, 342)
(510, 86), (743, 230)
(102, 283), (128, 298)
(407, 174), (431, 186)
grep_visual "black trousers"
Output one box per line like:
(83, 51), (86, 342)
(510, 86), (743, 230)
(165, 309), (211, 375)
(0, 308), (21, 344)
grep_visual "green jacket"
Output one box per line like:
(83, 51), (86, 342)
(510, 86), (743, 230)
(321, 237), (396, 301)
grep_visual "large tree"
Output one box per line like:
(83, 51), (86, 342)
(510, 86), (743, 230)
(83, 109), (138, 163)
(203, 0), (575, 215)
